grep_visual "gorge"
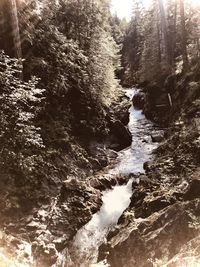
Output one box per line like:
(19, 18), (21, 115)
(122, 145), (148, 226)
(0, 0), (200, 266)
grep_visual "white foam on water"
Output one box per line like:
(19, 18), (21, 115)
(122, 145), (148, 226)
(116, 98), (157, 175)
(60, 88), (160, 267)
(72, 178), (133, 266)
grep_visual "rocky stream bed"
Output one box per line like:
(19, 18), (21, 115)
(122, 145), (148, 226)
(1, 86), (200, 267)
(55, 88), (161, 267)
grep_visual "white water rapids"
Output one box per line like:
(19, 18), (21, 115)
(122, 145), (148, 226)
(72, 178), (133, 266)
(56, 88), (159, 267)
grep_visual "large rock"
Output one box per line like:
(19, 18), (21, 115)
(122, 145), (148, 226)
(99, 200), (200, 267)
(89, 142), (118, 169)
(165, 236), (200, 266)
(89, 174), (117, 191)
(184, 169), (200, 200)
(22, 177), (102, 267)
(113, 95), (131, 126)
(110, 120), (132, 150)
(151, 131), (165, 142)
(132, 91), (145, 110)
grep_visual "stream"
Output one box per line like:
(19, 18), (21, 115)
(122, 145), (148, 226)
(56, 88), (159, 267)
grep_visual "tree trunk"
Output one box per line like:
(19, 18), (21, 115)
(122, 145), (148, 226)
(179, 0), (188, 71)
(0, 0), (22, 59)
(158, 0), (171, 67)
(156, 10), (161, 63)
(197, 38), (200, 57)
(167, 0), (177, 72)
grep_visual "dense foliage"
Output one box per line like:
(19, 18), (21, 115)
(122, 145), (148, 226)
(0, 0), (121, 217)
(0, 0), (121, 180)
(0, 51), (44, 179)
(19, 0), (119, 140)
(120, 0), (200, 86)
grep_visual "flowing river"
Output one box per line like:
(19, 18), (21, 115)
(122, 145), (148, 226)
(56, 88), (159, 267)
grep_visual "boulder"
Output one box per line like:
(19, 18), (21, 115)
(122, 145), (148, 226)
(113, 97), (131, 126)
(106, 149), (118, 161)
(132, 92), (145, 110)
(151, 132), (164, 142)
(89, 143), (118, 168)
(143, 161), (153, 171)
(120, 111), (130, 125)
(101, 200), (200, 267)
(184, 172), (200, 200)
(110, 120), (132, 150)
(89, 175), (116, 191)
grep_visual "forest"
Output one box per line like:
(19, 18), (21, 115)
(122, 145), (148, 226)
(0, 0), (200, 266)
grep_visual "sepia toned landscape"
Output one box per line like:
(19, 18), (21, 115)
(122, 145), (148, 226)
(0, 0), (200, 266)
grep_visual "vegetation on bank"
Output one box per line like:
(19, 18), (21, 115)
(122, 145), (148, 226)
(121, 0), (200, 85)
(0, 0), (199, 185)
(0, 1), (125, 265)
(119, 0), (200, 122)
(0, 0), (123, 212)
(0, 0), (200, 266)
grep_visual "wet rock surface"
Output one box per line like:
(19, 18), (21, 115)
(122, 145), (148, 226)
(0, 176), (102, 267)
(100, 200), (200, 267)
(110, 120), (132, 150)
(132, 91), (145, 110)
(106, 91), (132, 151)
(151, 131), (165, 142)
(99, 110), (200, 266)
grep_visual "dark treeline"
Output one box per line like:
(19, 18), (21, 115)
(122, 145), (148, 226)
(117, 0), (200, 123)
(121, 0), (200, 86)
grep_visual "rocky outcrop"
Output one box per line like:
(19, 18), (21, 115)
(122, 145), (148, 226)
(110, 120), (132, 150)
(98, 106), (200, 267)
(165, 236), (200, 266)
(89, 142), (118, 169)
(151, 131), (165, 142)
(113, 92), (131, 126)
(132, 91), (145, 110)
(0, 177), (102, 267)
(105, 90), (132, 151)
(101, 200), (200, 267)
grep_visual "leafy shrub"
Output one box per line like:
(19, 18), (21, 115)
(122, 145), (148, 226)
(0, 51), (45, 174)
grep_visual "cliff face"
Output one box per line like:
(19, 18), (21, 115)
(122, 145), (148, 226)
(99, 72), (200, 267)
